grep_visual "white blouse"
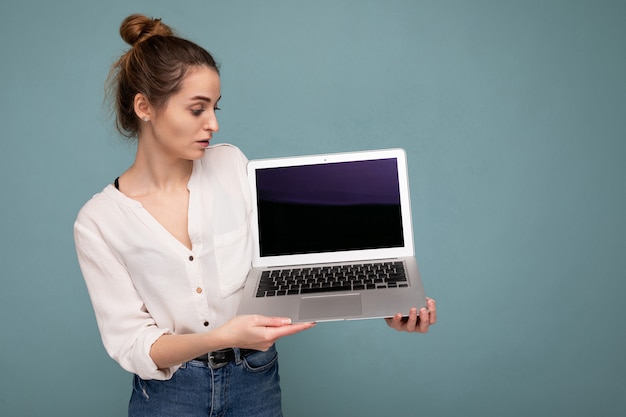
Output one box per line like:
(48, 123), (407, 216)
(74, 144), (253, 380)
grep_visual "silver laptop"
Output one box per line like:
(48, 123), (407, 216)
(237, 148), (427, 323)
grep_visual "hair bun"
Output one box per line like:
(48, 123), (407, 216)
(119, 14), (174, 46)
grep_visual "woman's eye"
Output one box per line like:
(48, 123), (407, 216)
(191, 109), (204, 116)
(214, 106), (221, 111)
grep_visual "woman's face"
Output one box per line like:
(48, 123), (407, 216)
(144, 66), (221, 160)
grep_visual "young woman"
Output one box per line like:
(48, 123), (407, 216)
(74, 14), (436, 417)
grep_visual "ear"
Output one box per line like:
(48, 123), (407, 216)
(133, 93), (153, 122)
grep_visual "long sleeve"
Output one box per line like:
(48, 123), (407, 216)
(74, 208), (177, 380)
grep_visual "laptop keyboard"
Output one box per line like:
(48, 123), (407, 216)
(255, 261), (408, 297)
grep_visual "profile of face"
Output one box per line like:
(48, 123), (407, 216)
(137, 65), (221, 160)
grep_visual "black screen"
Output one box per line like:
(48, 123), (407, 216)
(255, 158), (404, 257)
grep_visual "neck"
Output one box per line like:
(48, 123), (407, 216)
(122, 142), (194, 195)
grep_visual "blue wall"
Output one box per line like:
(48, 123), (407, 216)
(1, 1), (624, 416)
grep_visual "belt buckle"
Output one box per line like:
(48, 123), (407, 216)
(208, 349), (232, 369)
(208, 354), (228, 369)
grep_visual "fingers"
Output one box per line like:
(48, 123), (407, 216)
(426, 297), (437, 324)
(220, 315), (315, 351)
(248, 315), (316, 330)
(416, 297), (437, 332)
(268, 321), (316, 338)
(384, 313), (404, 331)
(250, 314), (316, 340)
(385, 297), (437, 333)
(418, 307), (430, 332)
(405, 307), (420, 331)
(251, 315), (294, 328)
(384, 308), (418, 331)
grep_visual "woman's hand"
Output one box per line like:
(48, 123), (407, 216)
(150, 315), (314, 369)
(213, 315), (316, 352)
(385, 297), (437, 333)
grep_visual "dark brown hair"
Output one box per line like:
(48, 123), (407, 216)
(107, 14), (219, 138)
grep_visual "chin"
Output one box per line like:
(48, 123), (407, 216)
(192, 149), (209, 159)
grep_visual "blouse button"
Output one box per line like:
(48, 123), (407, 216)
(188, 255), (194, 261)
(196, 287), (203, 294)
(203, 321), (209, 327)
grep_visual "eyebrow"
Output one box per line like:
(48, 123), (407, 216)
(190, 95), (221, 103)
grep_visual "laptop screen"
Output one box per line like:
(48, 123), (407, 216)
(255, 158), (405, 257)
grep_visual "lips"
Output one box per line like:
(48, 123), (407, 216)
(197, 139), (211, 148)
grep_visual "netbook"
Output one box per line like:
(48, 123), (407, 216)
(237, 148), (427, 322)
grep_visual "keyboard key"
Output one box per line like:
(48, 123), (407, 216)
(301, 285), (352, 294)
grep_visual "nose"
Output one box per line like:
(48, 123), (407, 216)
(204, 112), (219, 133)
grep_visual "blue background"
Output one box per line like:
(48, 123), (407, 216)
(1, 1), (624, 416)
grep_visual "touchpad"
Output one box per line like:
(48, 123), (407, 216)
(299, 293), (362, 321)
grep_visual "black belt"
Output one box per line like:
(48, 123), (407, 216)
(193, 348), (257, 367)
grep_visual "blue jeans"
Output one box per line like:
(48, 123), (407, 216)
(128, 345), (282, 417)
